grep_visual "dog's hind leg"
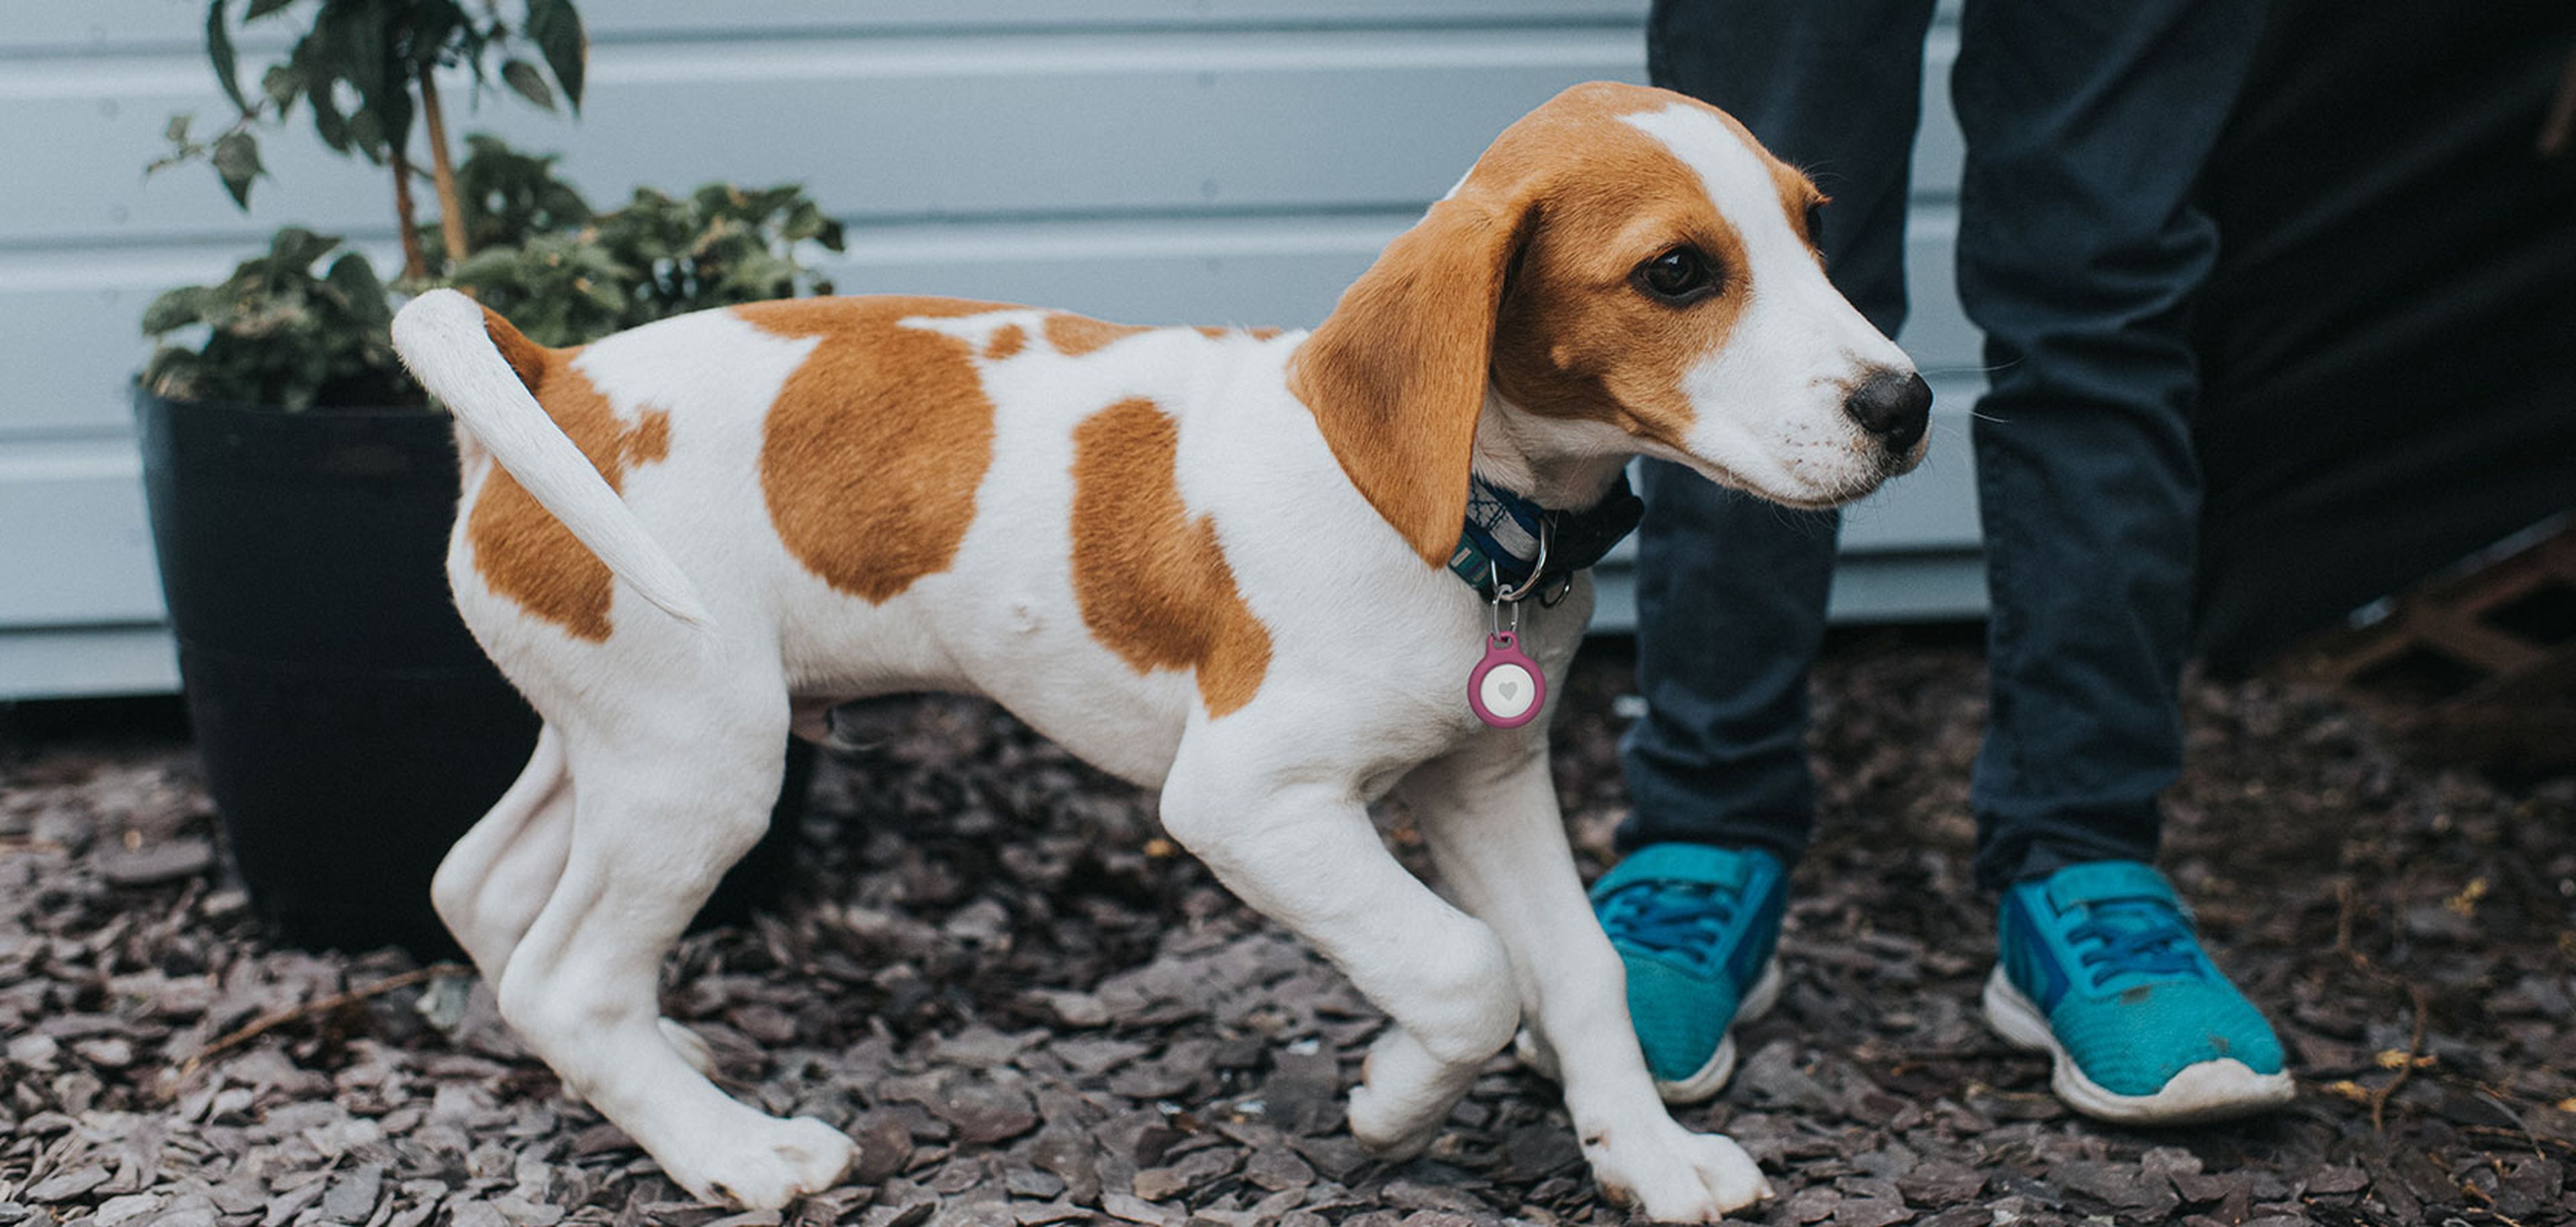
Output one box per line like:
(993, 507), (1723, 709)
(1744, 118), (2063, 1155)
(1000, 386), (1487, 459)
(429, 725), (726, 1078)
(433, 724), (574, 982)
(1403, 741), (1770, 1222)
(493, 696), (855, 1210)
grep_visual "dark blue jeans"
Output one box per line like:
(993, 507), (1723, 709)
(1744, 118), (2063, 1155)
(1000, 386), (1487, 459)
(1620, 0), (2267, 891)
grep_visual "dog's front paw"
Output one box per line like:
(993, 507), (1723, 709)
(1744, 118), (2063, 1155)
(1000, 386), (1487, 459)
(1346, 1025), (1481, 1161)
(659, 1114), (858, 1209)
(1582, 1119), (1770, 1222)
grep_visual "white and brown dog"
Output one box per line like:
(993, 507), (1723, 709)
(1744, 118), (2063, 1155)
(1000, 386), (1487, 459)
(392, 82), (1929, 1220)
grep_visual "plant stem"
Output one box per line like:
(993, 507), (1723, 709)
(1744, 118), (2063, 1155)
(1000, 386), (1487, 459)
(390, 146), (428, 281)
(419, 64), (471, 266)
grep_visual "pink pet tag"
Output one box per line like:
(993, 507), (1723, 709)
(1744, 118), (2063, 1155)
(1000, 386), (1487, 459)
(1468, 631), (1545, 728)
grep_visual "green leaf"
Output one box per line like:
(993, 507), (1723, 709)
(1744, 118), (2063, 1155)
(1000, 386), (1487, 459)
(323, 1), (409, 151)
(309, 77), (350, 151)
(343, 103), (384, 159)
(407, 1), (470, 78)
(141, 286), (211, 336)
(523, 0), (586, 112)
(268, 225), (341, 269)
(164, 113), (195, 144)
(325, 252), (390, 328)
(205, 0), (249, 115)
(499, 58), (555, 111)
(447, 246), (526, 284)
(212, 129), (262, 208)
(260, 62), (303, 110)
(244, 0), (299, 21)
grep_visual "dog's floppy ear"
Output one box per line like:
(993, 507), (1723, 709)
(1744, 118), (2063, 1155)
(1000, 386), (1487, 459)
(1290, 190), (1535, 568)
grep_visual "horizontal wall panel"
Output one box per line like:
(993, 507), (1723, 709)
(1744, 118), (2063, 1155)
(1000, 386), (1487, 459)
(3, 30), (1646, 250)
(2, 214), (1984, 439)
(0, 245), (246, 439)
(1588, 549), (1986, 634)
(0, 438), (166, 627)
(2, 1), (1653, 56)
(0, 626), (178, 700)
(1827, 549), (1987, 623)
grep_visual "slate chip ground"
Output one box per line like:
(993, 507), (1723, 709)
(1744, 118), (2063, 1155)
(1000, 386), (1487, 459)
(3, 629), (2573, 1226)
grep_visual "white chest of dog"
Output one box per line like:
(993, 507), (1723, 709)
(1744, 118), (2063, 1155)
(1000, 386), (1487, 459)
(391, 81), (1927, 1220)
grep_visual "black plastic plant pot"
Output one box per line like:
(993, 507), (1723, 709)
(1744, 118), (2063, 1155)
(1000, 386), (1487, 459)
(133, 388), (806, 958)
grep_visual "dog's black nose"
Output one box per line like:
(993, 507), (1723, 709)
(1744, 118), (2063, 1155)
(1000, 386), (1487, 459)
(1844, 369), (1932, 455)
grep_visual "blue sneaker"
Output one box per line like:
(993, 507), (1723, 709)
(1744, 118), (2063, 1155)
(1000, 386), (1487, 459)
(1987, 861), (2294, 1124)
(1588, 843), (1788, 1104)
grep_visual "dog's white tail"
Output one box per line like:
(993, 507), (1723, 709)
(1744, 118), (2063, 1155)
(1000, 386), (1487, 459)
(392, 288), (715, 633)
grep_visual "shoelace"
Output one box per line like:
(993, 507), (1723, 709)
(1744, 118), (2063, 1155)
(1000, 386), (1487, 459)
(1599, 881), (1739, 975)
(2065, 898), (2203, 988)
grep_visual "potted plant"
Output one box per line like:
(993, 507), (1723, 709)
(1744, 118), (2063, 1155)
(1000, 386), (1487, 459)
(137, 0), (845, 956)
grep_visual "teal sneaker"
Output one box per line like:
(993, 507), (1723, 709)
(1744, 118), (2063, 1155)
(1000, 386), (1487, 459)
(1986, 860), (2294, 1124)
(1588, 843), (1788, 1104)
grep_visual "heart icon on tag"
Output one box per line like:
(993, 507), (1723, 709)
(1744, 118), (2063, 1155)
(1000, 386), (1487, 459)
(1469, 632), (1544, 728)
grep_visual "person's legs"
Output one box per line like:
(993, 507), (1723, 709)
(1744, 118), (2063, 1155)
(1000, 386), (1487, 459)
(1620, 0), (1939, 865)
(1948, 0), (2268, 890)
(1603, 0), (1938, 1104)
(1950, 0), (2292, 1123)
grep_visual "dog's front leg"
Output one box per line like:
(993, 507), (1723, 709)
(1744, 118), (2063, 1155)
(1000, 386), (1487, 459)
(1159, 743), (1519, 1160)
(1402, 740), (1772, 1221)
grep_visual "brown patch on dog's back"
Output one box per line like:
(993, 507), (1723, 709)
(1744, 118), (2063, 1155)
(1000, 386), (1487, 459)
(741, 297), (1014, 603)
(1044, 314), (1149, 357)
(465, 323), (674, 642)
(1070, 398), (1272, 716)
(984, 323), (1027, 360)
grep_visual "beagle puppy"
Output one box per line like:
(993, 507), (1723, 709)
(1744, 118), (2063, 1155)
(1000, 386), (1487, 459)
(392, 81), (1929, 1220)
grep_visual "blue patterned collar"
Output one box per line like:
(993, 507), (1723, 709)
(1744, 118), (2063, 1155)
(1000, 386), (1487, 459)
(1446, 471), (1645, 598)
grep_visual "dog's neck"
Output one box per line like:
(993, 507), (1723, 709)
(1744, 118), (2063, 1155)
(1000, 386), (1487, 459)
(1470, 389), (1631, 512)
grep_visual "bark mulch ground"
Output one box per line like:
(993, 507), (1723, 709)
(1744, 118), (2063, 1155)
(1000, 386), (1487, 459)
(3, 629), (2572, 1227)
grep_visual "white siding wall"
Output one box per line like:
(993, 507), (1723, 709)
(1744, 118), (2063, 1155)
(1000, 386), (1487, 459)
(0, 0), (1984, 699)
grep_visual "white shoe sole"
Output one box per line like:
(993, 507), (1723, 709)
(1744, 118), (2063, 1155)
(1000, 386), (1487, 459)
(1652, 957), (1784, 1106)
(1981, 966), (2296, 1125)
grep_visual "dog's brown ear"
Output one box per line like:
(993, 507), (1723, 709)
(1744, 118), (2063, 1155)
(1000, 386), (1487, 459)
(1290, 192), (1533, 568)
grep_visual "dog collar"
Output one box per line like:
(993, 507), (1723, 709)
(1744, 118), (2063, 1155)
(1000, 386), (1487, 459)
(1446, 471), (1645, 599)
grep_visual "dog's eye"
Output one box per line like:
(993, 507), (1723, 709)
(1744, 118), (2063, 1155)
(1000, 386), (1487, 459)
(1634, 247), (1717, 305)
(1803, 200), (1827, 246)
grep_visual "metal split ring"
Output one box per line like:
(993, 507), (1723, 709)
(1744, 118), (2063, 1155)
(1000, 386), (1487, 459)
(1490, 519), (1554, 605)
